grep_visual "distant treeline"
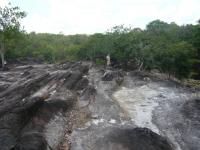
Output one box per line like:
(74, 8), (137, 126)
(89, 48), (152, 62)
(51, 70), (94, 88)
(3, 20), (200, 79)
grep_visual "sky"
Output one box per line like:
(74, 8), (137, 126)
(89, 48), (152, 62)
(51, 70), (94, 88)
(0, 0), (200, 35)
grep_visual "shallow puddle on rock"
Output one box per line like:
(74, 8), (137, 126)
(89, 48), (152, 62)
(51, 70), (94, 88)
(113, 85), (160, 134)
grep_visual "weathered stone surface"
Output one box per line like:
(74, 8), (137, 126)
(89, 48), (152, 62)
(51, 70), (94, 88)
(0, 62), (89, 150)
(0, 62), (199, 150)
(102, 70), (124, 81)
(95, 127), (173, 150)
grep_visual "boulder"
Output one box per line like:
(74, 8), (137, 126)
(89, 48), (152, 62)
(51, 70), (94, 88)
(95, 127), (173, 150)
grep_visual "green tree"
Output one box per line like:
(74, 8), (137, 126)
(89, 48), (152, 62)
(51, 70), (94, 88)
(170, 42), (197, 79)
(0, 3), (26, 68)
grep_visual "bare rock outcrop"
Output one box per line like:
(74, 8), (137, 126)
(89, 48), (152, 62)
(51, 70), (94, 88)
(0, 62), (90, 150)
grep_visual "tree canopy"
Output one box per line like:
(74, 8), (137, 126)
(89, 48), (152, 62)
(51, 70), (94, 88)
(0, 3), (26, 68)
(1, 4), (200, 79)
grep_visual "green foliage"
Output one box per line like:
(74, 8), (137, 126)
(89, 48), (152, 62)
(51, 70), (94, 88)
(0, 3), (26, 30)
(1, 3), (199, 80)
(0, 3), (26, 67)
(95, 58), (105, 65)
(21, 33), (89, 62)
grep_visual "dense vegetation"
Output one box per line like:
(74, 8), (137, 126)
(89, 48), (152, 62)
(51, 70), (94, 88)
(0, 3), (26, 68)
(1, 4), (200, 79)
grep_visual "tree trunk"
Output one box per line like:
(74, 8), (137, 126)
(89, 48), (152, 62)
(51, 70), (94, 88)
(0, 42), (5, 68)
(138, 62), (143, 71)
(0, 52), (5, 68)
(0, 33), (5, 69)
